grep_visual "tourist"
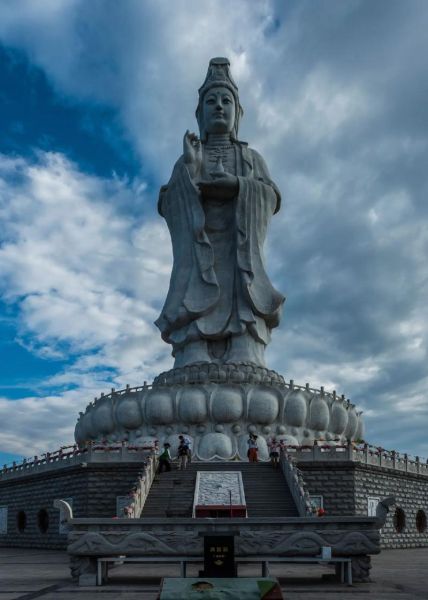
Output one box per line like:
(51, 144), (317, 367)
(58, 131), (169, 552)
(178, 436), (190, 470)
(158, 443), (172, 473)
(268, 436), (282, 468)
(247, 434), (259, 462)
(180, 433), (192, 463)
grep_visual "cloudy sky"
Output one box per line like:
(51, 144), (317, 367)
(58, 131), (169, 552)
(0, 0), (427, 465)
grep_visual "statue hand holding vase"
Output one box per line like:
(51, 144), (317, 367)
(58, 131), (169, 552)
(184, 131), (238, 202)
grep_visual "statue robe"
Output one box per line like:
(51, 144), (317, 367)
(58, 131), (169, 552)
(155, 142), (285, 362)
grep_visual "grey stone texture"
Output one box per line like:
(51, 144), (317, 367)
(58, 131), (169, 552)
(2, 449), (427, 551)
(66, 513), (381, 584)
(74, 382), (364, 462)
(0, 462), (143, 549)
(298, 461), (357, 516)
(194, 471), (245, 506)
(156, 57), (284, 369)
(354, 462), (428, 549)
(299, 460), (428, 548)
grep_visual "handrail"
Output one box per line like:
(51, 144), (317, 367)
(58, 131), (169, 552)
(120, 453), (158, 518)
(279, 451), (313, 517)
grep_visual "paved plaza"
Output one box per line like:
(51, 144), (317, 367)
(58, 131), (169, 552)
(0, 547), (427, 599)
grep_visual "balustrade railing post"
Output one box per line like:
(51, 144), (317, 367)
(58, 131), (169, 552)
(392, 450), (396, 469)
(364, 444), (369, 464)
(404, 453), (408, 472)
(416, 456), (420, 474)
(347, 442), (353, 461)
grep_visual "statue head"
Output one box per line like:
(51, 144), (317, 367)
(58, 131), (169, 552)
(196, 57), (244, 141)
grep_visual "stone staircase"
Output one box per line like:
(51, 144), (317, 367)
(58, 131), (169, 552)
(140, 461), (299, 518)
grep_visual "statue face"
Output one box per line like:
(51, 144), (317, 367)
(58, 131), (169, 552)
(202, 86), (236, 135)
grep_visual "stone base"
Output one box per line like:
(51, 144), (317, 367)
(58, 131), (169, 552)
(2, 452), (428, 551)
(75, 368), (363, 461)
(153, 363), (286, 386)
(66, 515), (381, 585)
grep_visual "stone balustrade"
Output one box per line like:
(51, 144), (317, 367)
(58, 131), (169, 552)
(0, 443), (157, 481)
(120, 454), (158, 518)
(3, 441), (426, 480)
(279, 452), (313, 516)
(79, 380), (353, 408)
(284, 443), (428, 476)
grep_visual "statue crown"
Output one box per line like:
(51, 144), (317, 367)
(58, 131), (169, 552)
(198, 57), (239, 97)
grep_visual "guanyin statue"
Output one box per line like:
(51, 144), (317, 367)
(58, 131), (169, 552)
(155, 57), (285, 369)
(75, 58), (364, 459)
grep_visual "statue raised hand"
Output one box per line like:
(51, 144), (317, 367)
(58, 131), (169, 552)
(183, 130), (202, 180)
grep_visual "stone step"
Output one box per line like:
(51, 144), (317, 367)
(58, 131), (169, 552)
(141, 460), (299, 519)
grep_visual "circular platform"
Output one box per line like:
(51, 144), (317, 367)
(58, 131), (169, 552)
(75, 366), (363, 461)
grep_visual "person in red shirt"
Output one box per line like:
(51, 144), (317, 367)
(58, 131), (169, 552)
(247, 434), (259, 462)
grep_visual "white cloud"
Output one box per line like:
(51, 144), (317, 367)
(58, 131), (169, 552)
(0, 390), (91, 458)
(0, 152), (168, 351)
(0, 151), (173, 455)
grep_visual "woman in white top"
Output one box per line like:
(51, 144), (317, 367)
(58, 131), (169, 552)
(268, 437), (283, 468)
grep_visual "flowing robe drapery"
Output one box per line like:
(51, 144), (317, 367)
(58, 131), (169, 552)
(155, 142), (285, 360)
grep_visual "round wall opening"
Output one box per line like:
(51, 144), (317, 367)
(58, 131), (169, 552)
(37, 509), (49, 533)
(16, 510), (27, 532)
(393, 507), (406, 533)
(416, 509), (427, 533)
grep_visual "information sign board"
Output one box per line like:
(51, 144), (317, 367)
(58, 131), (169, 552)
(116, 496), (130, 517)
(202, 535), (236, 577)
(367, 496), (380, 517)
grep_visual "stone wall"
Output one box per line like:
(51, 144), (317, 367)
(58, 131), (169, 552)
(0, 462), (143, 549)
(353, 462), (428, 549)
(297, 461), (356, 515)
(299, 460), (428, 549)
(2, 456), (427, 550)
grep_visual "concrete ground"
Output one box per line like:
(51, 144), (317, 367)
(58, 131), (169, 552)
(0, 547), (427, 599)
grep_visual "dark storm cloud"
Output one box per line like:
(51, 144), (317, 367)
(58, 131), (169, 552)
(259, 0), (428, 454)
